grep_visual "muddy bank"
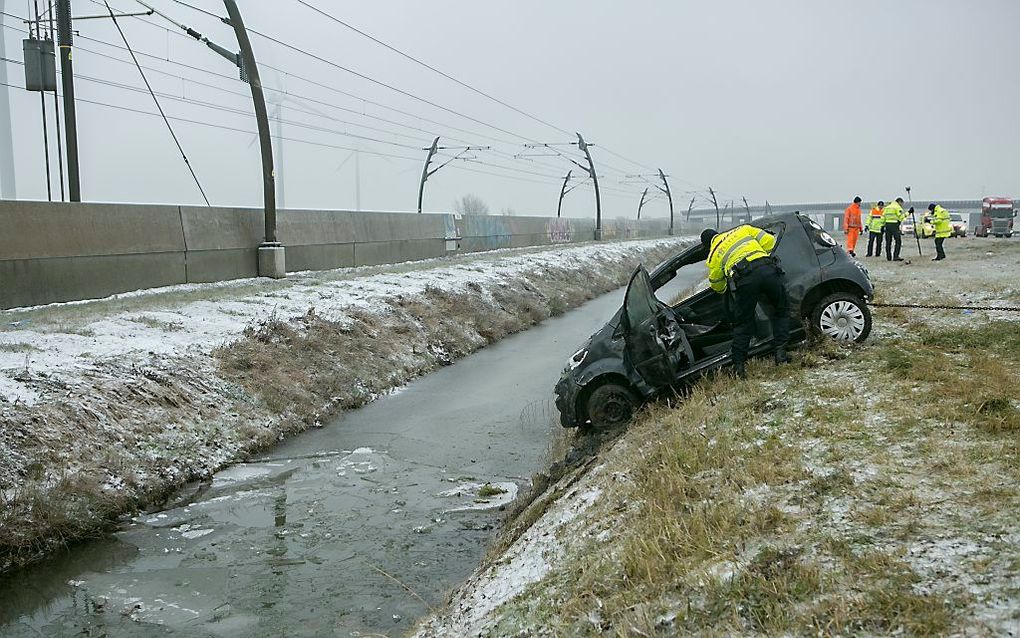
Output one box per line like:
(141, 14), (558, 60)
(0, 238), (687, 572)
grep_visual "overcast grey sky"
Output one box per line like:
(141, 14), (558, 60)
(1, 0), (1018, 218)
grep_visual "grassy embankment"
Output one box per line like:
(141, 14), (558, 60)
(480, 239), (1020, 635)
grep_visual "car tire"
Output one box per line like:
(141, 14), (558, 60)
(585, 382), (639, 429)
(810, 293), (872, 343)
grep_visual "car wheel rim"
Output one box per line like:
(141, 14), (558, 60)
(819, 301), (866, 341)
(595, 393), (631, 425)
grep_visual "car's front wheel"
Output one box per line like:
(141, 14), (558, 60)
(811, 293), (872, 343)
(585, 382), (639, 429)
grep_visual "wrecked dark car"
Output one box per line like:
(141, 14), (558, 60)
(555, 213), (874, 429)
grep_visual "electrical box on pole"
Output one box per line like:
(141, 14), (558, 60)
(22, 38), (56, 92)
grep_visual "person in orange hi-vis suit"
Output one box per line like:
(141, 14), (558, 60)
(843, 196), (863, 257)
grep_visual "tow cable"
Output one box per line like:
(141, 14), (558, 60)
(868, 302), (1020, 312)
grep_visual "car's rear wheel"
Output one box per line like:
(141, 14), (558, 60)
(811, 293), (872, 343)
(585, 383), (638, 429)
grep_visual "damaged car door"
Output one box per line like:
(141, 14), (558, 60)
(622, 265), (691, 392)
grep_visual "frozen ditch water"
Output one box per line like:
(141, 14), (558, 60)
(0, 272), (709, 637)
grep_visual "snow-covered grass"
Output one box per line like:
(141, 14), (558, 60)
(0, 237), (688, 572)
(414, 237), (1020, 636)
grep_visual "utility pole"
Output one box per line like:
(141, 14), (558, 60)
(576, 133), (602, 239)
(708, 187), (720, 228)
(556, 170), (572, 218)
(55, 0), (81, 201)
(626, 171), (675, 232)
(416, 136), (488, 213)
(523, 134), (601, 238)
(222, 0), (276, 250)
(49, 0), (65, 201)
(686, 196), (695, 222)
(658, 169), (674, 236)
(0, 0), (17, 200)
(354, 147), (361, 211)
(637, 187), (649, 220)
(418, 137), (438, 214)
(145, 0), (283, 275)
(32, 1), (53, 201)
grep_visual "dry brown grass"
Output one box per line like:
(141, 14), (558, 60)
(474, 315), (1020, 636)
(214, 253), (667, 430)
(1, 242), (680, 574)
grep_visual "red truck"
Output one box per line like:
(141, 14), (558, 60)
(977, 197), (1017, 237)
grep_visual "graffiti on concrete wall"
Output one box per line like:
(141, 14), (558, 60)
(461, 215), (512, 250)
(547, 218), (572, 243)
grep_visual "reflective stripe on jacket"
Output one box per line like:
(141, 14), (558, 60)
(706, 224), (776, 294)
(883, 202), (906, 224)
(843, 203), (863, 231)
(868, 210), (885, 232)
(932, 205), (952, 238)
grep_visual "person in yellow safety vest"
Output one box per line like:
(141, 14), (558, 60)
(882, 197), (907, 261)
(866, 202), (885, 257)
(928, 203), (952, 261)
(702, 225), (791, 379)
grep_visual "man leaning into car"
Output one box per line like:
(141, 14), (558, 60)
(702, 225), (791, 379)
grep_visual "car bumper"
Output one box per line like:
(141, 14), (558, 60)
(554, 373), (582, 428)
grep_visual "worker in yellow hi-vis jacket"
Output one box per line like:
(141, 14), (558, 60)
(702, 225), (791, 379)
(928, 203), (952, 261)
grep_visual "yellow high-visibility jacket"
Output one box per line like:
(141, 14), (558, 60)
(868, 210), (885, 233)
(932, 205), (952, 238)
(706, 224), (776, 293)
(883, 201), (906, 224)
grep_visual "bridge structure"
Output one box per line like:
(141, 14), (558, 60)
(679, 199), (986, 232)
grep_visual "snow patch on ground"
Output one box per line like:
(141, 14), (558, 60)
(414, 476), (602, 637)
(0, 239), (680, 407)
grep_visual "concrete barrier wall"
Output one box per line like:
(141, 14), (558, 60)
(1, 201), (188, 309)
(0, 200), (672, 309)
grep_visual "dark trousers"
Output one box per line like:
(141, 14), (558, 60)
(935, 236), (946, 260)
(866, 231), (883, 256)
(730, 262), (790, 367)
(884, 223), (902, 260)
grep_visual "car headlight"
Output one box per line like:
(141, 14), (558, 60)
(566, 338), (592, 371)
(818, 231), (837, 247)
(567, 347), (588, 370)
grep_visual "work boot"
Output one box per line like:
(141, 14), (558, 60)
(732, 362), (747, 380)
(775, 348), (791, 365)
(894, 258), (905, 262)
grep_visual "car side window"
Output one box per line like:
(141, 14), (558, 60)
(760, 221), (786, 243)
(624, 268), (659, 332)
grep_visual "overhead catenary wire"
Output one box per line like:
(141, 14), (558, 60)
(6, 9), (659, 196)
(288, 0), (682, 179)
(293, 0), (574, 138)
(160, 0), (679, 185)
(9, 7), (527, 149)
(2, 8), (696, 206)
(100, 0), (210, 204)
(0, 78), (428, 161)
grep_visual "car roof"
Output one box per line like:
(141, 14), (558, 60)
(648, 213), (803, 288)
